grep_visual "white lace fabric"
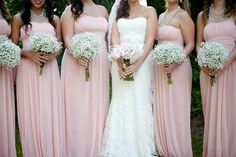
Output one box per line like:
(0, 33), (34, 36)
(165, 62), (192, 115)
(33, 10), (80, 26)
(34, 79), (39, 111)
(101, 17), (156, 157)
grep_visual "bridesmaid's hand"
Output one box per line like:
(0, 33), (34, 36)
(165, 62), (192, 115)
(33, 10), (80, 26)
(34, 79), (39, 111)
(201, 67), (216, 76)
(77, 58), (89, 67)
(212, 60), (232, 77)
(164, 63), (181, 74)
(46, 53), (59, 63)
(124, 59), (142, 76)
(24, 51), (48, 65)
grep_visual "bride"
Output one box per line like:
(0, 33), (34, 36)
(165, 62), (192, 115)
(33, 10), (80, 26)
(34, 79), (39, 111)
(101, 0), (158, 156)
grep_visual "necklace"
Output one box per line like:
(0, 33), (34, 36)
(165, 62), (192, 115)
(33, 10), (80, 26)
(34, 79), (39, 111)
(83, 2), (100, 17)
(30, 9), (48, 23)
(159, 6), (180, 27)
(209, 4), (226, 22)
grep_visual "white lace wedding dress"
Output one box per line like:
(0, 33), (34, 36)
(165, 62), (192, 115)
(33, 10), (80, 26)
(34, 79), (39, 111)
(101, 17), (156, 157)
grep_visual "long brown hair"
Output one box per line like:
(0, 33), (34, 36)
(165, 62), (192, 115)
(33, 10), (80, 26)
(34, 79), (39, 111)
(70, 0), (84, 19)
(116, 0), (130, 20)
(202, 0), (236, 25)
(0, 0), (11, 23)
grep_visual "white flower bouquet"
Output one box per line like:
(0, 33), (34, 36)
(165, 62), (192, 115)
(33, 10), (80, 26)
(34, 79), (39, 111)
(109, 42), (143, 81)
(0, 35), (21, 69)
(70, 32), (101, 81)
(197, 42), (229, 85)
(152, 42), (186, 85)
(29, 32), (62, 75)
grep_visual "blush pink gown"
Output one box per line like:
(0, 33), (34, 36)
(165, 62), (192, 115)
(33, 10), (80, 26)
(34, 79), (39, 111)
(0, 18), (16, 157)
(16, 22), (61, 157)
(201, 18), (236, 157)
(153, 26), (193, 157)
(61, 15), (109, 157)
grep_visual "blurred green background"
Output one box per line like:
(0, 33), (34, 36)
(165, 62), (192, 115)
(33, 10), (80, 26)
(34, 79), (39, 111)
(5, 0), (205, 156)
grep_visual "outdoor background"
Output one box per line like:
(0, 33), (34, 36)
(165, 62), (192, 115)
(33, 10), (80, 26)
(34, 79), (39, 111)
(5, 0), (206, 156)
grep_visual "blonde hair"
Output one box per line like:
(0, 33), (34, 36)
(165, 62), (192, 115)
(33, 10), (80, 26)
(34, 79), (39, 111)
(179, 0), (191, 15)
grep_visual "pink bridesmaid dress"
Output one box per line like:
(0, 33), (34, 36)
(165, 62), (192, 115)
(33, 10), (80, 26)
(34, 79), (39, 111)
(61, 15), (109, 157)
(0, 17), (17, 157)
(16, 15), (61, 157)
(201, 18), (236, 157)
(153, 26), (193, 157)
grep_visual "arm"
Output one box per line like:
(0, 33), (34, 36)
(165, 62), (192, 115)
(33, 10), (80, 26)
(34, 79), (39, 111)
(11, 14), (47, 65)
(180, 11), (194, 56)
(111, 21), (126, 79)
(47, 15), (62, 62)
(125, 7), (158, 76)
(164, 11), (194, 74)
(61, 6), (88, 67)
(196, 12), (205, 52)
(196, 12), (216, 76)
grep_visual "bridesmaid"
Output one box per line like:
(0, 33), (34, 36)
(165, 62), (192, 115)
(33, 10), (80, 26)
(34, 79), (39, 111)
(153, 0), (194, 156)
(0, 0), (16, 157)
(11, 0), (62, 156)
(197, 0), (236, 156)
(60, 0), (109, 156)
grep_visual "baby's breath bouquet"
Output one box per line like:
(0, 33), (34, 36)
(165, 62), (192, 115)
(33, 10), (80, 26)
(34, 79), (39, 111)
(109, 42), (143, 81)
(29, 32), (62, 75)
(0, 35), (21, 69)
(152, 42), (186, 85)
(197, 42), (229, 85)
(70, 32), (101, 81)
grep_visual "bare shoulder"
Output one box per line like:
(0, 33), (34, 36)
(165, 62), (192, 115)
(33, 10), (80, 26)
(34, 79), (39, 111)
(53, 15), (60, 22)
(96, 4), (108, 19)
(145, 6), (157, 15)
(12, 13), (23, 26)
(197, 11), (204, 21)
(178, 9), (191, 20)
(62, 5), (72, 16)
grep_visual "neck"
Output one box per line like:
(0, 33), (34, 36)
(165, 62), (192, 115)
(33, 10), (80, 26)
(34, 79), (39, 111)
(213, 0), (225, 12)
(82, 0), (93, 6)
(166, 2), (179, 13)
(31, 6), (43, 15)
(129, 1), (141, 11)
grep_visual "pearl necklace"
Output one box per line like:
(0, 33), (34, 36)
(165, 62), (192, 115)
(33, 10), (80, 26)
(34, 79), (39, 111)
(83, 2), (100, 17)
(30, 9), (48, 23)
(159, 6), (180, 27)
(209, 4), (226, 22)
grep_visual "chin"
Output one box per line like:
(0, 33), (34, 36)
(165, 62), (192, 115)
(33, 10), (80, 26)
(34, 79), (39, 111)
(31, 0), (45, 8)
(166, 0), (179, 4)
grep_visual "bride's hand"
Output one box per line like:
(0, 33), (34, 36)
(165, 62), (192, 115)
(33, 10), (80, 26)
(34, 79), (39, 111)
(124, 59), (142, 76)
(118, 67), (126, 80)
(116, 58), (126, 79)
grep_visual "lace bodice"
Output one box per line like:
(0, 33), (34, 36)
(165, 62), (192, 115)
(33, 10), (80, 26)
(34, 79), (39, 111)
(117, 17), (147, 44)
